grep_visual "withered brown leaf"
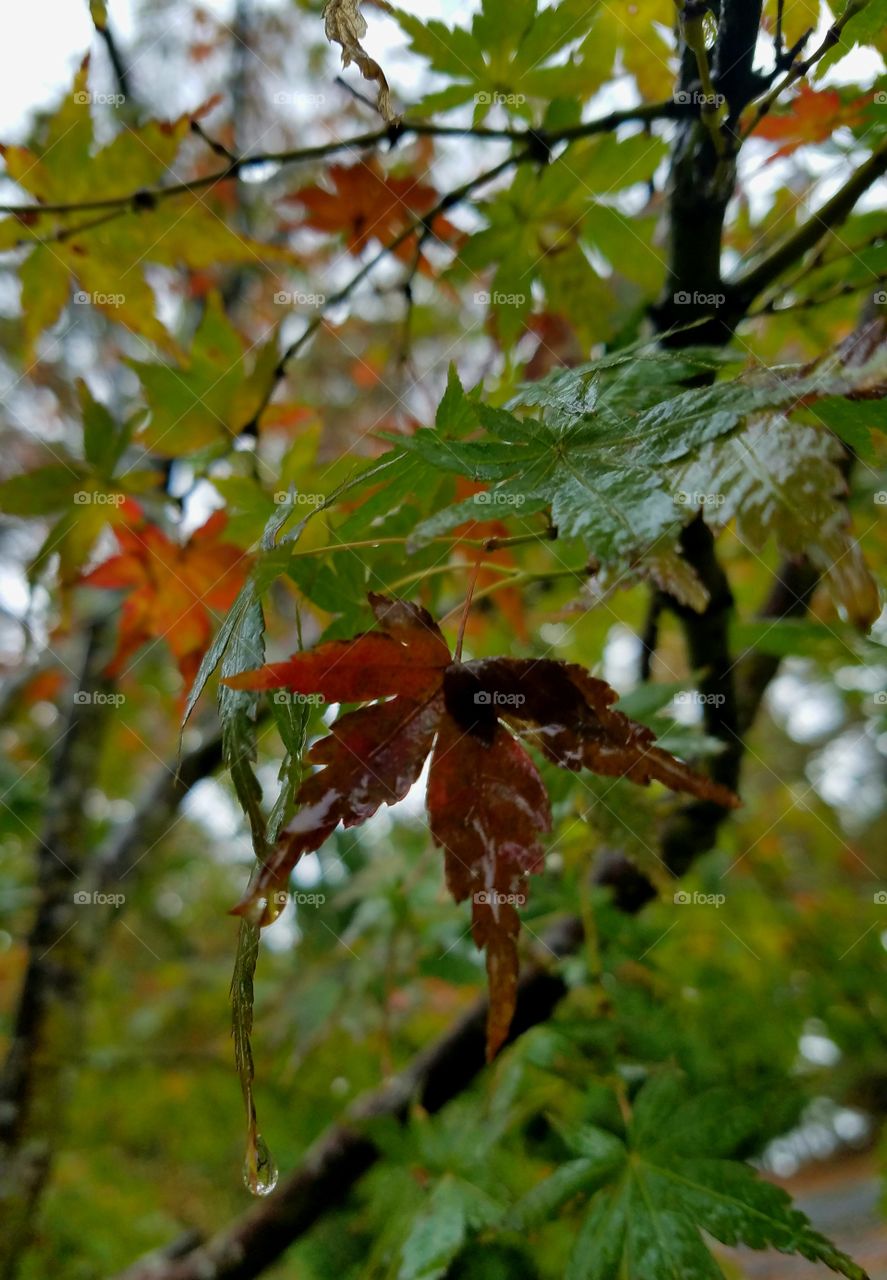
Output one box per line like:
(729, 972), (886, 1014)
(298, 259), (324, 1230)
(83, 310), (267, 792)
(225, 594), (738, 1057)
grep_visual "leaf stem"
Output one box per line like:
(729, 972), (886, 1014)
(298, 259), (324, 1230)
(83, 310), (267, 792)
(454, 557), (482, 661)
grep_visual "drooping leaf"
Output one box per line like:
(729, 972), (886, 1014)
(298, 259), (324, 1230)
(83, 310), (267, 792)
(223, 594), (737, 1055)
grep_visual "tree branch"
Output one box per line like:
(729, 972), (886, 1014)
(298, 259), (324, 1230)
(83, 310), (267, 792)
(0, 101), (681, 221)
(732, 137), (887, 311)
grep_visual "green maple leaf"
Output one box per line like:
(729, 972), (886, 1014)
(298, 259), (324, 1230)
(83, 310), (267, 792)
(455, 133), (666, 344)
(508, 1073), (867, 1280)
(396, 350), (882, 619)
(671, 414), (880, 629)
(129, 292), (279, 456)
(393, 0), (601, 122)
(0, 59), (295, 355)
(0, 382), (154, 586)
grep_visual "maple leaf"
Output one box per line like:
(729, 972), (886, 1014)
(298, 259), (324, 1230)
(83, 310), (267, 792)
(223, 594), (737, 1058)
(128, 292), (280, 456)
(754, 83), (872, 160)
(83, 509), (250, 687)
(508, 1072), (868, 1280)
(283, 158), (459, 272)
(0, 60), (296, 355)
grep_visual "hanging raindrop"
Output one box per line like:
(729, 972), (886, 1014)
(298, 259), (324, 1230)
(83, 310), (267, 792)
(243, 1131), (279, 1196)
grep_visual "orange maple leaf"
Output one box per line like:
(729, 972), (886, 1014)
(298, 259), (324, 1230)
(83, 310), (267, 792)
(83, 509), (250, 687)
(283, 158), (459, 271)
(754, 84), (872, 160)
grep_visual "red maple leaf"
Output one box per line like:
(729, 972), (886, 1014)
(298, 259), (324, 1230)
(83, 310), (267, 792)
(83, 509), (250, 687)
(224, 595), (738, 1058)
(283, 158), (459, 271)
(754, 84), (872, 160)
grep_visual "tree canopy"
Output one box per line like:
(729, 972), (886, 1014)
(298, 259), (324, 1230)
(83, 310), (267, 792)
(1, 1), (887, 1278)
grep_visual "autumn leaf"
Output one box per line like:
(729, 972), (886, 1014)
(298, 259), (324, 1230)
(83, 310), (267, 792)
(83, 509), (250, 687)
(753, 83), (872, 160)
(224, 594), (738, 1057)
(0, 61), (296, 355)
(128, 293), (280, 456)
(283, 158), (459, 272)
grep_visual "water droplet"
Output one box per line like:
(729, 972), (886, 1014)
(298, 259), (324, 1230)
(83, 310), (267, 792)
(243, 1132), (279, 1196)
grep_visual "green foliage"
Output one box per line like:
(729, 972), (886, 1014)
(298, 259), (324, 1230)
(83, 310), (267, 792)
(2, 1), (887, 1277)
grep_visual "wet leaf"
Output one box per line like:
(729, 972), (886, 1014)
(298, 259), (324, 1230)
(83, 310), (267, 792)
(223, 594), (737, 1055)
